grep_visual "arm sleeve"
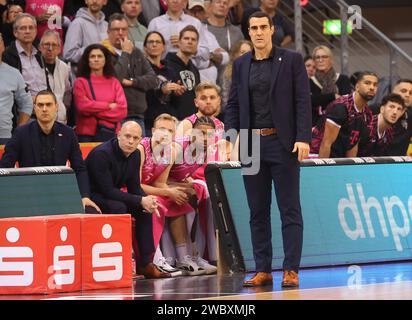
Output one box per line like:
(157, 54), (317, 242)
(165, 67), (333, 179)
(0, 128), (21, 168)
(68, 132), (90, 197)
(133, 55), (159, 91)
(326, 103), (349, 127)
(87, 151), (143, 208)
(96, 80), (128, 122)
(293, 52), (312, 143)
(14, 73), (33, 116)
(73, 78), (111, 115)
(224, 59), (241, 137)
(63, 20), (85, 63)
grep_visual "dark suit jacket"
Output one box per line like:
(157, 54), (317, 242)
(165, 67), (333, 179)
(0, 121), (90, 197)
(225, 47), (312, 152)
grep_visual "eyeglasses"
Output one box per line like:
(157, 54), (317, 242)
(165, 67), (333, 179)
(146, 40), (163, 45)
(314, 55), (330, 61)
(41, 43), (60, 49)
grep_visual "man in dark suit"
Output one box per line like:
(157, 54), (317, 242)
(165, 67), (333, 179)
(0, 90), (101, 213)
(225, 11), (312, 288)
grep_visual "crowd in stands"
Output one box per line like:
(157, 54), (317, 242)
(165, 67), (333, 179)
(1, 0), (412, 278)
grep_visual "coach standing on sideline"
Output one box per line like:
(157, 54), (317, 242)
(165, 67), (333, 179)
(225, 11), (312, 288)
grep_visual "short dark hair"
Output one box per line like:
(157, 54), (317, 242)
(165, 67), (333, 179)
(77, 44), (115, 79)
(179, 25), (199, 41)
(248, 11), (273, 28)
(356, 71), (379, 84)
(380, 93), (406, 109)
(350, 71), (363, 87)
(394, 78), (412, 86)
(304, 55), (313, 63)
(34, 90), (57, 104)
(144, 31), (166, 47)
(108, 13), (127, 29)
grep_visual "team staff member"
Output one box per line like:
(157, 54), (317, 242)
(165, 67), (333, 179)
(225, 11), (312, 288)
(0, 90), (101, 213)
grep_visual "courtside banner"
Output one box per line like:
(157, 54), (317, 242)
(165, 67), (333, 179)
(206, 158), (412, 271)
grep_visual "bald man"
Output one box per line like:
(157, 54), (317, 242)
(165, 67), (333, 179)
(86, 121), (170, 279)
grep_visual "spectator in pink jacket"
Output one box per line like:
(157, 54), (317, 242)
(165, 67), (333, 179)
(74, 43), (128, 142)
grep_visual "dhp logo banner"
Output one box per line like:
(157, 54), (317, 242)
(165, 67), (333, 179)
(220, 163), (412, 271)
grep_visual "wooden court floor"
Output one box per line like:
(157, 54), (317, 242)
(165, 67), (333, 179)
(1, 261), (411, 300)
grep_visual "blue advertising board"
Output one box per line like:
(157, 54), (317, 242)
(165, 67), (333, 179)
(220, 162), (412, 271)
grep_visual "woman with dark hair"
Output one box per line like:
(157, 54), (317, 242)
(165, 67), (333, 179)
(143, 30), (185, 136)
(304, 55), (315, 78)
(73, 43), (127, 142)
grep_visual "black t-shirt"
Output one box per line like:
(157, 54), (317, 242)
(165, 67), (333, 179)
(328, 104), (369, 157)
(358, 114), (394, 157)
(387, 107), (412, 156)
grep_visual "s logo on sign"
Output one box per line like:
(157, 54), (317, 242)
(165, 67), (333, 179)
(0, 227), (34, 287)
(92, 224), (123, 282)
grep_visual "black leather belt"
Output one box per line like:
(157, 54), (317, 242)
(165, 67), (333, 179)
(251, 128), (277, 136)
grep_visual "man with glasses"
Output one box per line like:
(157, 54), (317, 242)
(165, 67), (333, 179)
(0, 31), (32, 144)
(102, 13), (158, 137)
(2, 13), (48, 101)
(225, 11), (311, 288)
(39, 30), (71, 124)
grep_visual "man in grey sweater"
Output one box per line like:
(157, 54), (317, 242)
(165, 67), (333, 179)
(63, 0), (108, 64)
(0, 32), (32, 144)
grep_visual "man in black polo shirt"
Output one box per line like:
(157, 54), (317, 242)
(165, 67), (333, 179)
(0, 90), (101, 213)
(86, 121), (171, 279)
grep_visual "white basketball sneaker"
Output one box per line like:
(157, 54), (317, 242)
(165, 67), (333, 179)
(155, 257), (183, 277)
(176, 255), (207, 276)
(193, 255), (217, 275)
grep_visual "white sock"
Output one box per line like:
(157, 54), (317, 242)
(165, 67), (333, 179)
(176, 243), (189, 261)
(153, 246), (163, 265)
